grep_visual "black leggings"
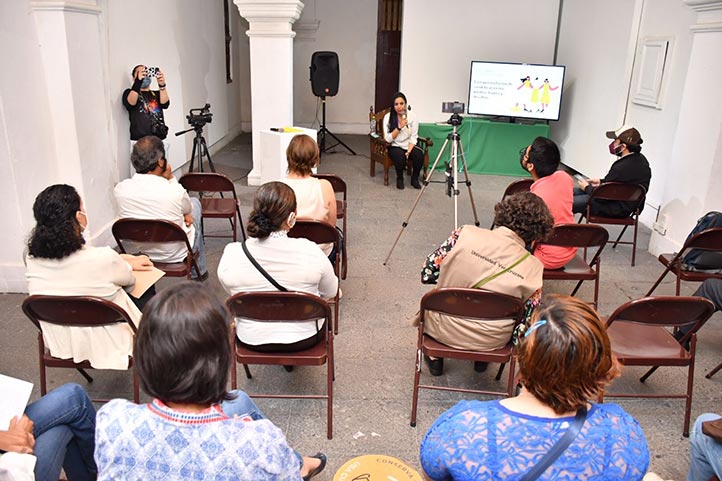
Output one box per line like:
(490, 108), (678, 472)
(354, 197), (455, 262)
(388, 145), (424, 179)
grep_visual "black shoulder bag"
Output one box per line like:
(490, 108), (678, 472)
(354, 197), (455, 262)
(519, 406), (588, 481)
(241, 241), (288, 292)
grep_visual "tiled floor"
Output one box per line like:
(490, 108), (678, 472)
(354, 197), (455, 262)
(2, 133), (720, 480)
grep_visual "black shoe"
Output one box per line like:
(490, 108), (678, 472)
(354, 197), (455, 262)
(474, 361), (489, 373)
(302, 453), (327, 481)
(282, 365), (294, 372)
(193, 271), (209, 282)
(396, 177), (404, 189)
(411, 176), (421, 189)
(424, 355), (444, 376)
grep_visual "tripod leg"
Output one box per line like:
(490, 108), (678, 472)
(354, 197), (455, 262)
(189, 137), (198, 173)
(457, 141), (481, 227)
(324, 130), (357, 155)
(384, 138), (450, 265)
(201, 137), (217, 173)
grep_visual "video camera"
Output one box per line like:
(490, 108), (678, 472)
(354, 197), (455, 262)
(187, 103), (213, 128)
(442, 101), (465, 127)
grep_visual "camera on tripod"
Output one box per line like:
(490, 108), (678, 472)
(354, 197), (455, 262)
(187, 103), (213, 128)
(442, 101), (464, 126)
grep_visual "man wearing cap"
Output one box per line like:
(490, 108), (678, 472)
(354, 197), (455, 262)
(572, 126), (651, 217)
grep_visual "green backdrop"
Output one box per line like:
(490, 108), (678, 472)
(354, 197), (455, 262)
(418, 118), (550, 177)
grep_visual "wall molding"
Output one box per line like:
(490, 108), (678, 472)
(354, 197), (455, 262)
(30, 1), (101, 15)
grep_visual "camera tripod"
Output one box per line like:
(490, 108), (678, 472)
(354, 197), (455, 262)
(175, 124), (216, 173)
(384, 114), (480, 265)
(317, 96), (356, 157)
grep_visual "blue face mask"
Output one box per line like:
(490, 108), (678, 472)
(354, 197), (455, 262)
(140, 77), (152, 89)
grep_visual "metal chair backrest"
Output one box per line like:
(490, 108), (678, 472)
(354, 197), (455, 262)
(501, 178), (533, 199)
(606, 296), (715, 344)
(586, 182), (646, 217)
(544, 223), (609, 248)
(179, 172), (238, 199)
(683, 227), (722, 252)
(226, 291), (332, 324)
(22, 295), (136, 332)
(420, 288), (525, 324)
(312, 173), (347, 200)
(112, 218), (191, 250)
(288, 220), (340, 247)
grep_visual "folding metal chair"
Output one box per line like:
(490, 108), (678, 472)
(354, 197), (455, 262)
(179, 172), (246, 242)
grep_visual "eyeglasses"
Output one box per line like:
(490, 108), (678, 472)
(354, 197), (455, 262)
(519, 147), (527, 157)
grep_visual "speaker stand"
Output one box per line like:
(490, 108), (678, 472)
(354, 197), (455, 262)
(317, 96), (356, 157)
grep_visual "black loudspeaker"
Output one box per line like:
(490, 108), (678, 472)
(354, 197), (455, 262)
(310, 51), (339, 97)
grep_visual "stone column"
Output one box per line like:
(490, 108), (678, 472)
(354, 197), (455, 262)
(649, 0), (722, 255)
(30, 0), (117, 245)
(234, 0), (304, 186)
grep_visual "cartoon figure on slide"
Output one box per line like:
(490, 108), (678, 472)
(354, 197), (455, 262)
(530, 77), (541, 112)
(540, 78), (559, 113)
(513, 76), (533, 112)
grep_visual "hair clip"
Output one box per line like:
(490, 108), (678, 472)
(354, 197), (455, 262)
(524, 319), (548, 338)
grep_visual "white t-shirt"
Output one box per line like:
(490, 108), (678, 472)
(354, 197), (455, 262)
(217, 234), (338, 345)
(113, 174), (194, 263)
(382, 109), (419, 150)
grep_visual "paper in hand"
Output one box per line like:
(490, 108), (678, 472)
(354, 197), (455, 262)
(0, 375), (33, 430)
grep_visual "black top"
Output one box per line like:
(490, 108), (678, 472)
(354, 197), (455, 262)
(587, 152), (651, 217)
(122, 89), (170, 140)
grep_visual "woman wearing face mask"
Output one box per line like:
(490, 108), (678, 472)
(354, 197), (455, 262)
(383, 92), (424, 190)
(572, 126), (651, 217)
(122, 64), (170, 141)
(25, 184), (153, 369)
(218, 182), (338, 354)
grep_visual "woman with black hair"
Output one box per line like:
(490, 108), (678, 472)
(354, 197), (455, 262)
(25, 184), (153, 369)
(94, 282), (327, 481)
(382, 92), (424, 189)
(218, 181), (337, 352)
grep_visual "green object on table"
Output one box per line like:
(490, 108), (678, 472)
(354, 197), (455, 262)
(418, 118), (550, 176)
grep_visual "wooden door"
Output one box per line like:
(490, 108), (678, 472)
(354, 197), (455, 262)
(374, 0), (403, 112)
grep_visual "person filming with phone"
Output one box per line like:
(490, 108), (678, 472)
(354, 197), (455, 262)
(122, 65), (170, 142)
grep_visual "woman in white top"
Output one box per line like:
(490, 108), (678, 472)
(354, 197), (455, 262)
(283, 134), (338, 259)
(382, 91), (424, 190)
(218, 181), (338, 352)
(25, 184), (153, 369)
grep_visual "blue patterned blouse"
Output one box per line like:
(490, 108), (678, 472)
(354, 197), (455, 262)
(420, 400), (649, 481)
(95, 399), (302, 481)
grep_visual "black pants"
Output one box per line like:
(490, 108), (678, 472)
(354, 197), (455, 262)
(388, 145), (424, 180)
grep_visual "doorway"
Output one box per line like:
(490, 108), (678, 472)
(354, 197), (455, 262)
(374, 0), (403, 112)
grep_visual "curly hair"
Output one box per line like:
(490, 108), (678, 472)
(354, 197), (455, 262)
(517, 294), (621, 414)
(493, 192), (554, 244)
(27, 184), (85, 260)
(286, 135), (319, 176)
(246, 182), (297, 239)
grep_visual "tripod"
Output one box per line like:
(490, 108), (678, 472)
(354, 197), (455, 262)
(384, 114), (480, 265)
(175, 124), (216, 173)
(317, 96), (356, 157)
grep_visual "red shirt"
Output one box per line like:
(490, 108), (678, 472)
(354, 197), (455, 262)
(531, 170), (577, 269)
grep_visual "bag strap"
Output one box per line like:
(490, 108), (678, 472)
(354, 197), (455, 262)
(241, 241), (288, 292)
(472, 252), (531, 289)
(519, 406), (588, 481)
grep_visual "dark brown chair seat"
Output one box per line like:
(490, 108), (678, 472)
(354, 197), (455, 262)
(601, 295), (716, 437)
(226, 291), (334, 439)
(179, 172), (246, 242)
(579, 182), (646, 266)
(22, 295), (140, 403)
(646, 227), (722, 296)
(410, 288), (525, 427)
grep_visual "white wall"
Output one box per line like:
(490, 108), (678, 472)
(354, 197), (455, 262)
(554, 0), (642, 180)
(292, 0), (377, 133)
(401, 0), (560, 123)
(0, 0), (248, 292)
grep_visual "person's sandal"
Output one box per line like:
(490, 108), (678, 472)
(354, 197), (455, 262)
(302, 453), (327, 481)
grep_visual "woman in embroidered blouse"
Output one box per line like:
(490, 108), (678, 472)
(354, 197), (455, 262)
(25, 184), (153, 370)
(419, 192), (553, 376)
(218, 181), (338, 352)
(420, 295), (650, 481)
(383, 91), (424, 190)
(95, 282), (327, 481)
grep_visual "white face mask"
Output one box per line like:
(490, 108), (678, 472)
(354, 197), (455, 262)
(287, 212), (296, 229)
